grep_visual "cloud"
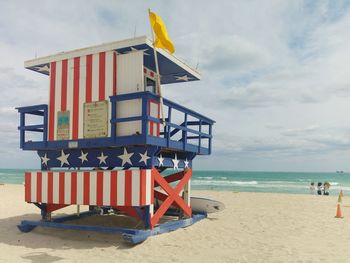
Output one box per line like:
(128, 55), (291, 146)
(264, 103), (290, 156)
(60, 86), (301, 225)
(201, 35), (272, 73)
(1, 0), (350, 171)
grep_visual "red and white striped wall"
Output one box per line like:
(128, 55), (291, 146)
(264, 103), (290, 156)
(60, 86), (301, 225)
(48, 50), (160, 141)
(48, 51), (117, 141)
(24, 170), (153, 207)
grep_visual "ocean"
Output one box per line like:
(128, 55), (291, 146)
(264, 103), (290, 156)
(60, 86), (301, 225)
(0, 169), (348, 196)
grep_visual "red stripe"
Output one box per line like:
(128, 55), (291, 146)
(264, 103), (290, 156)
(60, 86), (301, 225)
(83, 171), (90, 205)
(113, 52), (117, 96)
(110, 171), (117, 206)
(36, 172), (42, 202)
(99, 52), (106, 100)
(86, 55), (92, 102)
(96, 171), (104, 205)
(72, 57), (80, 139)
(25, 172), (31, 202)
(48, 172), (53, 203)
(61, 59), (68, 111)
(140, 170), (146, 206)
(124, 170), (132, 206)
(71, 171), (77, 204)
(48, 62), (56, 141)
(143, 68), (147, 74)
(59, 172), (65, 204)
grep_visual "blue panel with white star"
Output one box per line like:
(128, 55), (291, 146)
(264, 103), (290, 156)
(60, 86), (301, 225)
(38, 146), (193, 170)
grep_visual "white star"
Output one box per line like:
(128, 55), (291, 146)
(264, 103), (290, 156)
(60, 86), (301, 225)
(41, 153), (50, 166)
(35, 65), (50, 74)
(175, 75), (192, 82)
(78, 151), (88, 164)
(125, 47), (150, 56)
(97, 152), (108, 165)
(158, 154), (164, 167)
(172, 154), (179, 170)
(118, 148), (134, 166)
(57, 150), (70, 167)
(139, 150), (150, 165)
(184, 159), (190, 169)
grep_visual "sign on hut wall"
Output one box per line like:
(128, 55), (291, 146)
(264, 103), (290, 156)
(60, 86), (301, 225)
(57, 111), (70, 140)
(83, 100), (108, 138)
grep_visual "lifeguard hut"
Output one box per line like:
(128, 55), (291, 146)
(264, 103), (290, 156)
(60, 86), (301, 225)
(16, 35), (214, 243)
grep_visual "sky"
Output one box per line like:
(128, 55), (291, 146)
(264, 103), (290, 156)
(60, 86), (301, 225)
(1, 0), (350, 171)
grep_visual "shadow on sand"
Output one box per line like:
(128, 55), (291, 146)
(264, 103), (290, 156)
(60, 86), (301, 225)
(0, 212), (139, 261)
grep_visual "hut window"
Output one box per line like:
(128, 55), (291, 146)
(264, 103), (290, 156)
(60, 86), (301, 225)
(145, 77), (156, 93)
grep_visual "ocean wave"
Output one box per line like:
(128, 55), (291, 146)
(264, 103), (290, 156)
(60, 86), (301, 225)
(192, 180), (258, 186)
(196, 176), (213, 180)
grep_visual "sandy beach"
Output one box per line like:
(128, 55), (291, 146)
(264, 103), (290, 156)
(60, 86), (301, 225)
(1, 184), (350, 262)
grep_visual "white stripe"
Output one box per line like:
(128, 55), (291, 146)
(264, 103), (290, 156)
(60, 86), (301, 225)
(106, 51), (114, 137)
(131, 170), (140, 206)
(149, 204), (154, 216)
(89, 171), (97, 205)
(64, 173), (71, 204)
(53, 172), (59, 204)
(78, 56), (86, 139)
(31, 173), (37, 202)
(145, 169), (151, 205)
(117, 170), (125, 206)
(103, 171), (111, 205)
(92, 53), (99, 101)
(105, 51), (113, 96)
(54, 61), (62, 140)
(67, 58), (74, 140)
(41, 172), (48, 203)
(77, 172), (84, 204)
(153, 123), (157, 136)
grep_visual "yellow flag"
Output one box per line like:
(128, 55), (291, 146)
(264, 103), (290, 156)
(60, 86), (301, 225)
(149, 11), (175, 54)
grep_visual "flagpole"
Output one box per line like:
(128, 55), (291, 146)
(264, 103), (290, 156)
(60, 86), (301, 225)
(148, 8), (166, 127)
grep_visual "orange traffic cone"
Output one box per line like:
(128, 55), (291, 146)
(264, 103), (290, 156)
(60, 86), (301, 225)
(335, 203), (343, 218)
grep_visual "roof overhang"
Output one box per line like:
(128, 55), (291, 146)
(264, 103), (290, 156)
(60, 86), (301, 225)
(24, 36), (201, 85)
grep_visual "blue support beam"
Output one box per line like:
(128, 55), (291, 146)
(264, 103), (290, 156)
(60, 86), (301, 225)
(17, 212), (207, 244)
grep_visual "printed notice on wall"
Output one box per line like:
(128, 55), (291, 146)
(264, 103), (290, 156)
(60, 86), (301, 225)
(83, 100), (108, 138)
(57, 111), (70, 140)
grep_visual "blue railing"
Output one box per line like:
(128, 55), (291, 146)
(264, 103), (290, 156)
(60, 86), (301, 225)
(110, 92), (214, 154)
(16, 104), (48, 149)
(17, 92), (214, 155)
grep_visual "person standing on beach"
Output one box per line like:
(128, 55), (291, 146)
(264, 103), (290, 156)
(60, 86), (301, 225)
(323, 182), (330, 195)
(317, 182), (323, 195)
(309, 182), (316, 194)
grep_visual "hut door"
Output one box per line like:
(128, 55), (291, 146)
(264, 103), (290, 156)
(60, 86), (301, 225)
(116, 51), (144, 95)
(115, 51), (144, 136)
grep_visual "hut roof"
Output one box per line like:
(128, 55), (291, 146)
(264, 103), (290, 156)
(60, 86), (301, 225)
(24, 36), (200, 85)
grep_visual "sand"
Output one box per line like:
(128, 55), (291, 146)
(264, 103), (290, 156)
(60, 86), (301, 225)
(1, 184), (350, 262)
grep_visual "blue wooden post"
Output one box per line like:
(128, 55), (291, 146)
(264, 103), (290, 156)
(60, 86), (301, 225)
(198, 120), (202, 154)
(167, 107), (172, 148)
(20, 112), (25, 149)
(142, 94), (148, 138)
(43, 105), (48, 144)
(110, 96), (117, 142)
(182, 113), (187, 151)
(209, 124), (212, 155)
